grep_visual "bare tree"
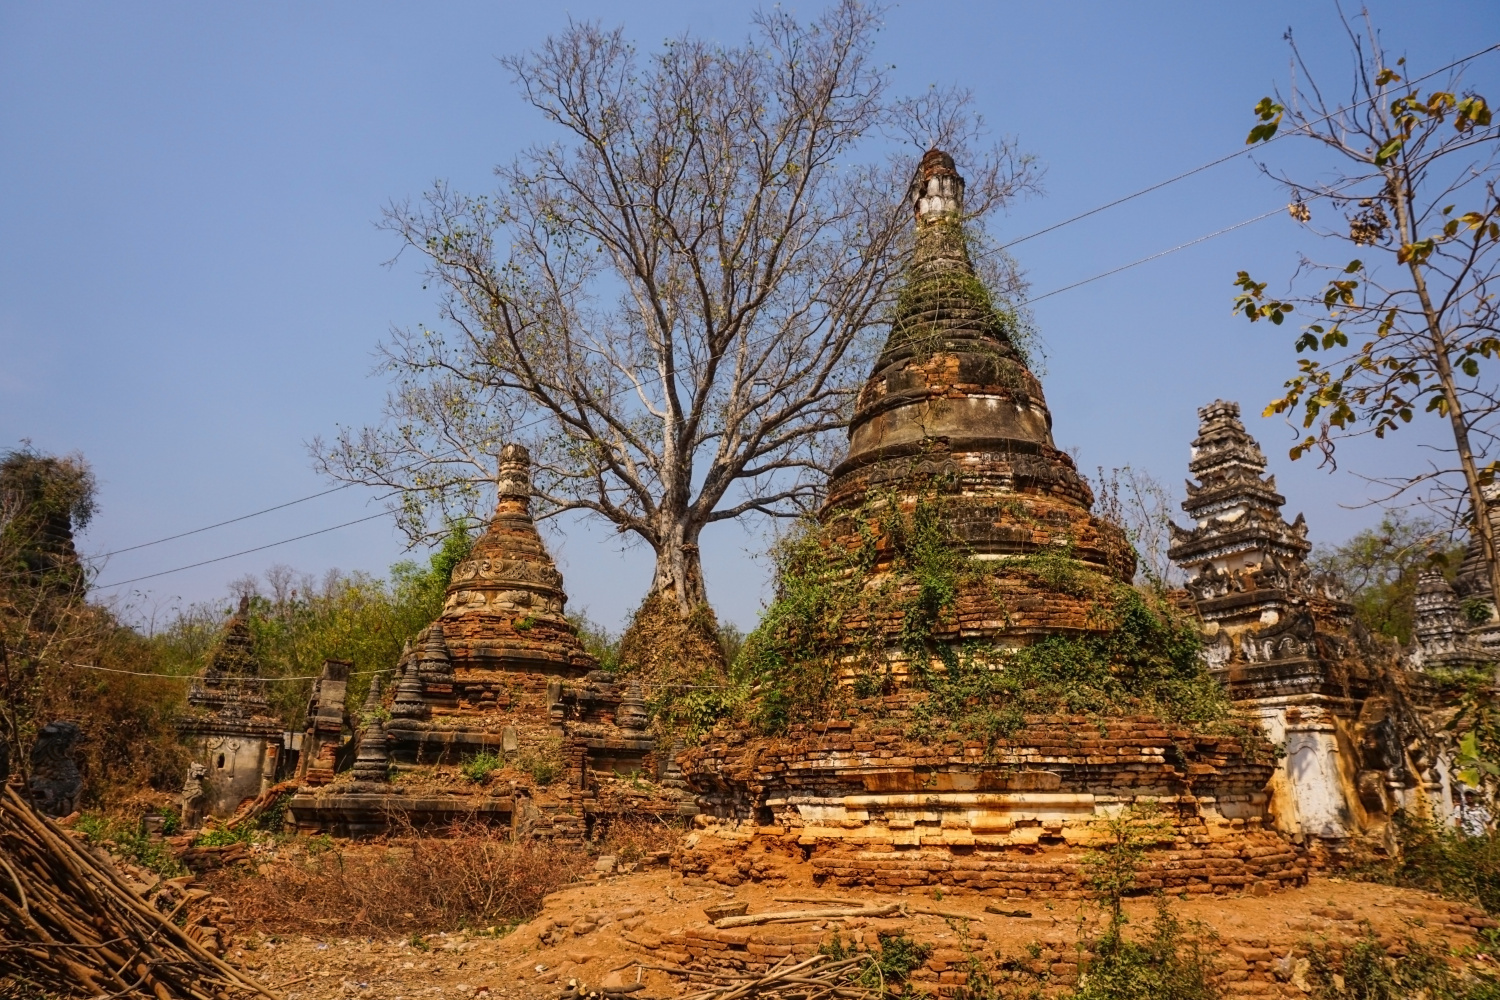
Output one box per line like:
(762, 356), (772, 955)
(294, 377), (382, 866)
(1093, 466), (1183, 589)
(1232, 11), (1500, 610)
(315, 2), (1041, 617)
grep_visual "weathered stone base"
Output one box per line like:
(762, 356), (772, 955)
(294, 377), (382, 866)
(804, 837), (1304, 894)
(285, 790), (518, 838)
(286, 776), (693, 839)
(675, 825), (1306, 896)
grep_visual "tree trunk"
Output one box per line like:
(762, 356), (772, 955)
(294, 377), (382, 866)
(1391, 167), (1500, 616)
(650, 518), (709, 615)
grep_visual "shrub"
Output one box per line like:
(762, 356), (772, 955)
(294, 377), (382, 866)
(1365, 812), (1500, 914)
(1072, 805), (1220, 1000)
(821, 931), (932, 997)
(460, 750), (503, 783)
(513, 737), (565, 786)
(1073, 897), (1220, 1000)
(190, 824), (254, 848)
(75, 811), (185, 877)
(737, 486), (1239, 741)
(1304, 926), (1500, 1000)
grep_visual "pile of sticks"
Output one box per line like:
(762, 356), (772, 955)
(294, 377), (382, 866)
(0, 786), (279, 999)
(650, 953), (887, 1000)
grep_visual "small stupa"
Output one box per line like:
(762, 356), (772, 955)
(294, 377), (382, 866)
(177, 597), (287, 816)
(286, 445), (691, 835)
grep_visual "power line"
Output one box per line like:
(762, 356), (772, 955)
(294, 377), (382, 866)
(992, 42), (1500, 255)
(95, 511), (391, 589)
(96, 483), (356, 558)
(1025, 207), (1284, 304)
(92, 45), (1498, 565)
(93, 199), (1305, 592)
(93, 42), (1500, 579)
(50, 659), (396, 683)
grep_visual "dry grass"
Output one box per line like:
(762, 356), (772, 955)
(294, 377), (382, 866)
(207, 831), (589, 935)
(206, 817), (684, 937)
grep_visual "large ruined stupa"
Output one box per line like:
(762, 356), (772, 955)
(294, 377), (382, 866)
(678, 151), (1302, 896)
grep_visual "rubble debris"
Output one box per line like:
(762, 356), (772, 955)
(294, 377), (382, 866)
(28, 719), (83, 817)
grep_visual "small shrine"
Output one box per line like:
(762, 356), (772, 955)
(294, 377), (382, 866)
(1168, 400), (1463, 845)
(177, 597), (288, 817)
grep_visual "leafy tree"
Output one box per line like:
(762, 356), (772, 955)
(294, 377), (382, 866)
(316, 1), (1041, 625)
(1232, 14), (1500, 613)
(1308, 511), (1463, 643)
(0, 448), (190, 807)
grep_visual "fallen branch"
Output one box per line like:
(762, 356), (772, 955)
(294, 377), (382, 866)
(903, 904), (983, 921)
(675, 954), (879, 1000)
(983, 906), (1033, 918)
(714, 904), (900, 929)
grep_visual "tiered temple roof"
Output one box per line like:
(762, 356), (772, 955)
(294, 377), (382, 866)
(184, 596), (275, 726)
(178, 596), (284, 817)
(1168, 400), (1310, 586)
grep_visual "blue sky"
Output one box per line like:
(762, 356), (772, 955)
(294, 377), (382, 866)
(3, 1), (1497, 632)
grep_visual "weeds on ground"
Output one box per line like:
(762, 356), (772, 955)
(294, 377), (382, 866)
(460, 750), (503, 783)
(821, 931), (932, 997)
(1357, 811), (1500, 914)
(517, 739), (564, 787)
(74, 811), (185, 877)
(189, 824), (255, 848)
(1304, 925), (1500, 1000)
(206, 826), (593, 935)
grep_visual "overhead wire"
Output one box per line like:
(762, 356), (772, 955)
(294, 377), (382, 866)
(95, 483), (357, 558)
(96, 511), (390, 589)
(91, 42), (1499, 566)
(91, 45), (1500, 585)
(93, 198), (1322, 591)
(991, 41), (1500, 254)
(45, 660), (396, 683)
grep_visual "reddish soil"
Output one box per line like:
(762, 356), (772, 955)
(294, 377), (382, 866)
(237, 863), (1495, 1000)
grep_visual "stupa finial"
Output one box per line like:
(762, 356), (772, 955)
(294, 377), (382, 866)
(909, 149), (964, 224)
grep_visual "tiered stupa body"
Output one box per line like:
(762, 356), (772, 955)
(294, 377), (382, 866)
(288, 445), (689, 836)
(1168, 401), (1460, 844)
(818, 150), (1133, 668)
(678, 155), (1300, 899)
(438, 444), (597, 682)
(177, 597), (287, 816)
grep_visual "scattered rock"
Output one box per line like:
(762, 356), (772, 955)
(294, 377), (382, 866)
(703, 901), (749, 921)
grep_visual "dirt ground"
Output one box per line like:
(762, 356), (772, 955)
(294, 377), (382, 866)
(236, 864), (1495, 1000)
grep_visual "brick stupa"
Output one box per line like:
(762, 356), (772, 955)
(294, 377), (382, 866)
(817, 148), (1134, 666)
(287, 445), (690, 836)
(678, 152), (1302, 897)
